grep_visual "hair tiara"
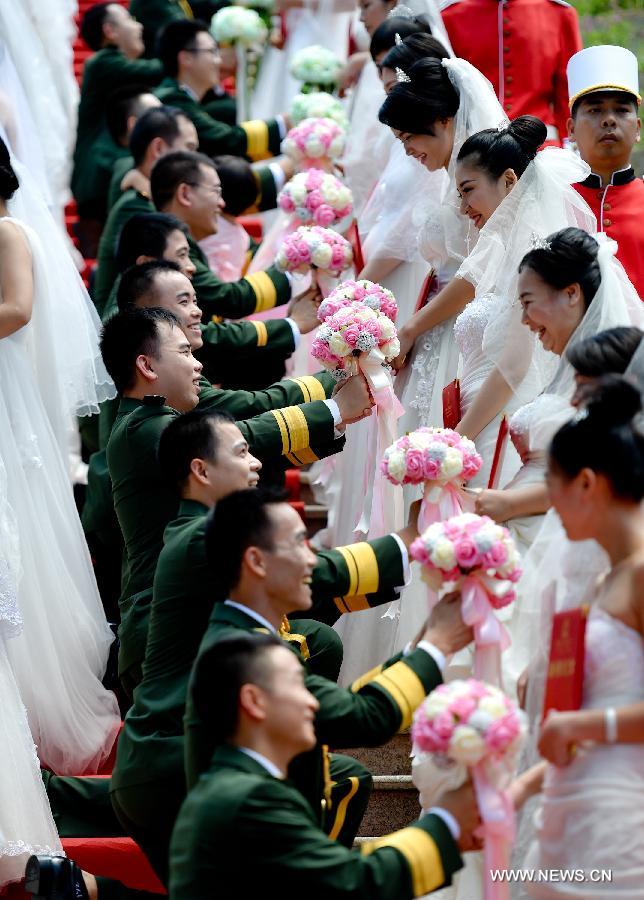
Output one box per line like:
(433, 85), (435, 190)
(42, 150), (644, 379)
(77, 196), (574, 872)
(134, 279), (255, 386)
(529, 233), (552, 252)
(396, 67), (412, 83)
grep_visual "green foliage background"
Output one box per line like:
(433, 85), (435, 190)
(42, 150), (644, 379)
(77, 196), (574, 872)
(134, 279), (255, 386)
(571, 0), (643, 170)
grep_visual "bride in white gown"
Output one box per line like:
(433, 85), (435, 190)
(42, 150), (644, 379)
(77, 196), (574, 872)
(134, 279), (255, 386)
(510, 377), (644, 897)
(0, 140), (121, 775)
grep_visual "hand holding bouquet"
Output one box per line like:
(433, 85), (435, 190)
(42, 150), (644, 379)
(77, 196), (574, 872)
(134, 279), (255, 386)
(413, 679), (526, 900)
(290, 45), (343, 93)
(382, 428), (481, 531)
(278, 169), (353, 228)
(290, 92), (348, 130)
(276, 226), (353, 278)
(410, 512), (521, 684)
(281, 117), (346, 169)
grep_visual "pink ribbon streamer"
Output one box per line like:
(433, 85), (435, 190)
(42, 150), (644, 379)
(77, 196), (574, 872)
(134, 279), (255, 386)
(473, 764), (516, 900)
(418, 482), (474, 534)
(355, 348), (404, 539)
(461, 574), (511, 688)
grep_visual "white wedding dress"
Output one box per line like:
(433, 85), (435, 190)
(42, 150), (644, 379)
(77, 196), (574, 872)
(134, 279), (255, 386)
(0, 217), (120, 775)
(525, 605), (644, 897)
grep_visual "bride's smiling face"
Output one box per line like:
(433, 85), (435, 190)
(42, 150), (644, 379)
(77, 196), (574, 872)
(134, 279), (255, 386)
(456, 159), (517, 229)
(518, 267), (586, 356)
(394, 119), (454, 171)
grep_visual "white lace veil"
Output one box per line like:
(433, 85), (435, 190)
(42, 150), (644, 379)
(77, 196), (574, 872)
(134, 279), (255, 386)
(456, 148), (596, 404)
(6, 155), (116, 423)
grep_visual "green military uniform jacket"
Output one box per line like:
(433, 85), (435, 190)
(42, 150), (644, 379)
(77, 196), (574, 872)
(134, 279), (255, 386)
(189, 234), (290, 322)
(154, 77), (282, 161)
(169, 745), (462, 900)
(93, 188), (154, 314)
(107, 379), (341, 680)
(184, 602), (443, 804)
(111, 499), (408, 796)
(73, 48), (162, 212)
(73, 128), (131, 222)
(202, 87), (237, 127)
(130, 0), (192, 56)
(107, 154), (135, 211)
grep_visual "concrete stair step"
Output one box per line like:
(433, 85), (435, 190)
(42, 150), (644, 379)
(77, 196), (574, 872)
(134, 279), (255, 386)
(338, 732), (412, 776)
(358, 775), (420, 837)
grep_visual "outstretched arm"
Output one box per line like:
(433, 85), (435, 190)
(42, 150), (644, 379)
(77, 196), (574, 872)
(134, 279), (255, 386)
(394, 277), (474, 369)
(0, 220), (33, 338)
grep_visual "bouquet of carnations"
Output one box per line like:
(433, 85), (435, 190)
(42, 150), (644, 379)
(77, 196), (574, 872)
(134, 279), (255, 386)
(382, 428), (482, 532)
(275, 226), (353, 278)
(289, 45), (343, 93)
(210, 7), (268, 47)
(281, 117), (346, 169)
(411, 512), (521, 683)
(290, 92), (348, 130)
(278, 169), (353, 229)
(318, 279), (398, 323)
(413, 679), (527, 900)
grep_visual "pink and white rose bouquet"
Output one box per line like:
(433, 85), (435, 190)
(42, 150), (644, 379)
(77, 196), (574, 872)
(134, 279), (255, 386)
(318, 279), (398, 323)
(311, 304), (399, 379)
(413, 679), (526, 900)
(281, 117), (346, 168)
(278, 169), (353, 228)
(275, 226), (353, 278)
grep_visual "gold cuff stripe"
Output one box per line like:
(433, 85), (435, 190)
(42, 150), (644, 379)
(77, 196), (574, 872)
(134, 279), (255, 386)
(350, 662), (385, 694)
(241, 119), (271, 160)
(177, 0), (194, 16)
(271, 409), (290, 455)
(286, 447), (319, 466)
(333, 594), (370, 614)
(281, 406), (310, 453)
(328, 777), (360, 841)
(361, 827), (445, 895)
(244, 271), (277, 313)
(249, 320), (268, 347)
(371, 662), (426, 731)
(279, 630), (310, 660)
(336, 543), (380, 598)
(287, 376), (327, 403)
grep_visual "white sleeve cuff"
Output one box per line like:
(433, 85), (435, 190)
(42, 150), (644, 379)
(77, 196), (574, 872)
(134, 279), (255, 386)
(275, 115), (287, 140)
(427, 807), (461, 842)
(415, 640), (446, 673)
(323, 398), (345, 438)
(285, 317), (301, 348)
(268, 161), (287, 192)
(283, 271), (295, 297)
(389, 532), (411, 586)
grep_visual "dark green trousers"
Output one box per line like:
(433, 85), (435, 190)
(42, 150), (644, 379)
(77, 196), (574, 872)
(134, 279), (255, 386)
(325, 753), (372, 848)
(288, 617), (344, 683)
(41, 771), (124, 838)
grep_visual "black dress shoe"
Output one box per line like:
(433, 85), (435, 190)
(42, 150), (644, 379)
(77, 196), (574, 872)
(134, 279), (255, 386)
(24, 855), (89, 900)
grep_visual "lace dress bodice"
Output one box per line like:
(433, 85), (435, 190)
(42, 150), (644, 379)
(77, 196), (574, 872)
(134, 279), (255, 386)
(453, 292), (498, 362)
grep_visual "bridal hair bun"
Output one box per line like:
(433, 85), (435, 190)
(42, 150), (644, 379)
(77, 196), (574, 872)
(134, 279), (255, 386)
(519, 227), (601, 311)
(0, 137), (19, 201)
(505, 116), (548, 161)
(550, 374), (644, 502)
(567, 326), (644, 379)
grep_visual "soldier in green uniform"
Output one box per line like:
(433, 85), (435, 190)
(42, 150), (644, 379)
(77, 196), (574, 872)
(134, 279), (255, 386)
(130, 0), (193, 57)
(100, 307), (374, 694)
(73, 3), (164, 254)
(93, 107), (198, 314)
(151, 150), (293, 320)
(155, 20), (287, 161)
(169, 634), (477, 900)
(109, 409), (423, 879)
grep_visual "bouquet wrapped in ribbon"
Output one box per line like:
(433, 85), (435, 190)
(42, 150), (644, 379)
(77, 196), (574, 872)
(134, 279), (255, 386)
(290, 92), (348, 130)
(410, 513), (521, 684)
(278, 169), (353, 229)
(281, 117), (346, 170)
(275, 226), (353, 278)
(312, 282), (404, 536)
(381, 428), (482, 532)
(413, 679), (526, 900)
(289, 45), (343, 93)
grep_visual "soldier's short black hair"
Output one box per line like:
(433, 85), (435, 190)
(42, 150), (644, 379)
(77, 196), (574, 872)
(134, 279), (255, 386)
(100, 306), (180, 394)
(105, 84), (158, 145)
(117, 260), (182, 311)
(81, 2), (116, 51)
(204, 487), (289, 594)
(158, 408), (235, 489)
(116, 212), (189, 273)
(157, 19), (212, 77)
(190, 633), (284, 741)
(129, 106), (187, 167)
(150, 150), (217, 211)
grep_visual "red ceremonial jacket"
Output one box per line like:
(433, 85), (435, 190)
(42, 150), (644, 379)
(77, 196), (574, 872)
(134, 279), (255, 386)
(574, 168), (644, 300)
(441, 0), (582, 143)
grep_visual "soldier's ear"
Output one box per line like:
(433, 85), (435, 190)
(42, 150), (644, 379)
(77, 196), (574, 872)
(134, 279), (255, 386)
(239, 682), (269, 724)
(135, 353), (157, 383)
(567, 116), (575, 140)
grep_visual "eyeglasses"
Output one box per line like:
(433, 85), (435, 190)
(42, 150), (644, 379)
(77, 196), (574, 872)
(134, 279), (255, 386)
(185, 182), (223, 199)
(184, 46), (220, 57)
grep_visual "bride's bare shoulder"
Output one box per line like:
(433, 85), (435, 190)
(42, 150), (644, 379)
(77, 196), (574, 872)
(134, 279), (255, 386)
(0, 218), (31, 256)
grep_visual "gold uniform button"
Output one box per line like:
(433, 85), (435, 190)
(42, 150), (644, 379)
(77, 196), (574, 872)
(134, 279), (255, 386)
(507, 75), (513, 83)
(604, 219), (612, 226)
(603, 203), (612, 211)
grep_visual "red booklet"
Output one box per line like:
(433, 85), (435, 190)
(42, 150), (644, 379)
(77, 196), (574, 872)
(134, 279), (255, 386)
(487, 415), (509, 489)
(347, 220), (365, 274)
(542, 606), (588, 720)
(442, 379), (461, 430)
(414, 269), (435, 313)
